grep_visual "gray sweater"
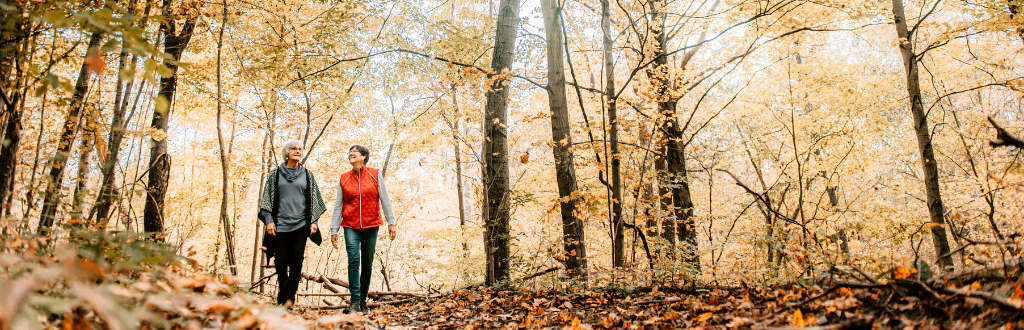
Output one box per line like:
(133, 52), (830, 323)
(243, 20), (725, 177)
(274, 167), (308, 233)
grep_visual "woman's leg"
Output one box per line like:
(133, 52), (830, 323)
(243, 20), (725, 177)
(343, 227), (363, 305)
(358, 227), (379, 304)
(273, 229), (293, 305)
(280, 227), (308, 305)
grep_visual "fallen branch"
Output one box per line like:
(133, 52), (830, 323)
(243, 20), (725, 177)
(938, 285), (1024, 310)
(297, 291), (424, 298)
(520, 266), (560, 282)
(938, 255), (1024, 282)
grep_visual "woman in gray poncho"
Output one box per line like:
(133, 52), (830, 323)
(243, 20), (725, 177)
(258, 140), (326, 307)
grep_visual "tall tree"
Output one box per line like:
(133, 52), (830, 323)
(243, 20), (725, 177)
(0, 3), (31, 220)
(216, 0), (238, 275)
(481, 0), (521, 284)
(95, 0), (151, 228)
(601, 0), (626, 268)
(70, 114), (96, 222)
(541, 0), (588, 279)
(891, 0), (954, 269)
(143, 0), (198, 235)
(37, 30), (104, 233)
(648, 0), (700, 270)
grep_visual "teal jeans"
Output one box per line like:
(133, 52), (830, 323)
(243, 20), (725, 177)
(344, 226), (378, 305)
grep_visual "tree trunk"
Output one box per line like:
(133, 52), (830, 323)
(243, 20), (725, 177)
(0, 5), (30, 221)
(144, 1), (197, 235)
(70, 115), (96, 222)
(600, 0), (625, 269)
(216, 0), (237, 276)
(250, 133), (268, 284)
(648, 0), (699, 271)
(482, 0), (521, 285)
(37, 30), (104, 234)
(541, 0), (588, 279)
(1009, 0), (1024, 44)
(452, 87), (468, 253)
(891, 0), (954, 270)
(95, 0), (149, 228)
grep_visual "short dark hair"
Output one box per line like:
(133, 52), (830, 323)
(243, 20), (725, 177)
(350, 145), (370, 164)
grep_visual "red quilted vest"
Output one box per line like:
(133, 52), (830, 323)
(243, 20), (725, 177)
(339, 167), (383, 229)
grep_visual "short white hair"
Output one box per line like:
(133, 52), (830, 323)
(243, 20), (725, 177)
(281, 140), (303, 161)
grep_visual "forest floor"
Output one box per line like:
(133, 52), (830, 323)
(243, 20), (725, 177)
(289, 266), (1024, 330)
(5, 232), (1023, 329)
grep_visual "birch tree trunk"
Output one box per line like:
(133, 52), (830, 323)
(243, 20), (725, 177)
(542, 0), (588, 279)
(482, 0), (521, 284)
(891, 0), (954, 270)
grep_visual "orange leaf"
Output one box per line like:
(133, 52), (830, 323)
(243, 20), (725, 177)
(696, 312), (712, 322)
(84, 51), (106, 74)
(970, 281), (981, 291)
(1010, 282), (1024, 300)
(791, 309), (806, 327)
(893, 266), (915, 280)
(664, 311), (681, 320)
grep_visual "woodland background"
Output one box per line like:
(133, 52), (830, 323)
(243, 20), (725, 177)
(1, 0), (1023, 310)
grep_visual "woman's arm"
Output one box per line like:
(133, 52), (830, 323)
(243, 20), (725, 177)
(378, 171), (396, 225)
(330, 186), (344, 236)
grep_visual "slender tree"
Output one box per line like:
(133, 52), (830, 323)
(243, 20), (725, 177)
(216, 0), (237, 275)
(143, 0), (197, 235)
(0, 3), (31, 220)
(95, 0), (151, 228)
(37, 30), (104, 233)
(600, 0), (626, 268)
(481, 0), (521, 284)
(541, 0), (588, 278)
(891, 0), (954, 269)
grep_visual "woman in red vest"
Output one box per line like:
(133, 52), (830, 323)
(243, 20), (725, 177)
(330, 145), (397, 313)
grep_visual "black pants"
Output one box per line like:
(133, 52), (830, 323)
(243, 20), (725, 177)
(274, 225), (308, 305)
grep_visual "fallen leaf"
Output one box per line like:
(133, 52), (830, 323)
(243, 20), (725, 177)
(1010, 282), (1024, 300)
(791, 309), (806, 327)
(696, 312), (712, 322)
(893, 266), (915, 280)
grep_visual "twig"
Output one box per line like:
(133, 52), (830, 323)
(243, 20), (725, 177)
(988, 116), (1024, 149)
(520, 266), (560, 282)
(938, 285), (1024, 310)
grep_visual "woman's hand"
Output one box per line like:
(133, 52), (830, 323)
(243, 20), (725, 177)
(388, 224), (397, 240)
(311, 224), (319, 234)
(331, 234), (339, 249)
(266, 222), (276, 236)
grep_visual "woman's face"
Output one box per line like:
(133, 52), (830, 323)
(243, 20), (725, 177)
(287, 145), (303, 162)
(348, 148), (365, 165)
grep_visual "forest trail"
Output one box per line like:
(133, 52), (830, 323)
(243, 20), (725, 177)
(287, 271), (1024, 329)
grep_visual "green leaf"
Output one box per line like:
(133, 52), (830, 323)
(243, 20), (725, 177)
(156, 64), (173, 78)
(41, 10), (68, 26)
(155, 96), (170, 115)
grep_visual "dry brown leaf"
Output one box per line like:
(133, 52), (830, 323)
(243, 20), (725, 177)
(0, 277), (38, 330)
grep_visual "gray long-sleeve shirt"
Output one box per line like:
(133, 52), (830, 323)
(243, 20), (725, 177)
(330, 170), (396, 236)
(274, 168), (308, 233)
